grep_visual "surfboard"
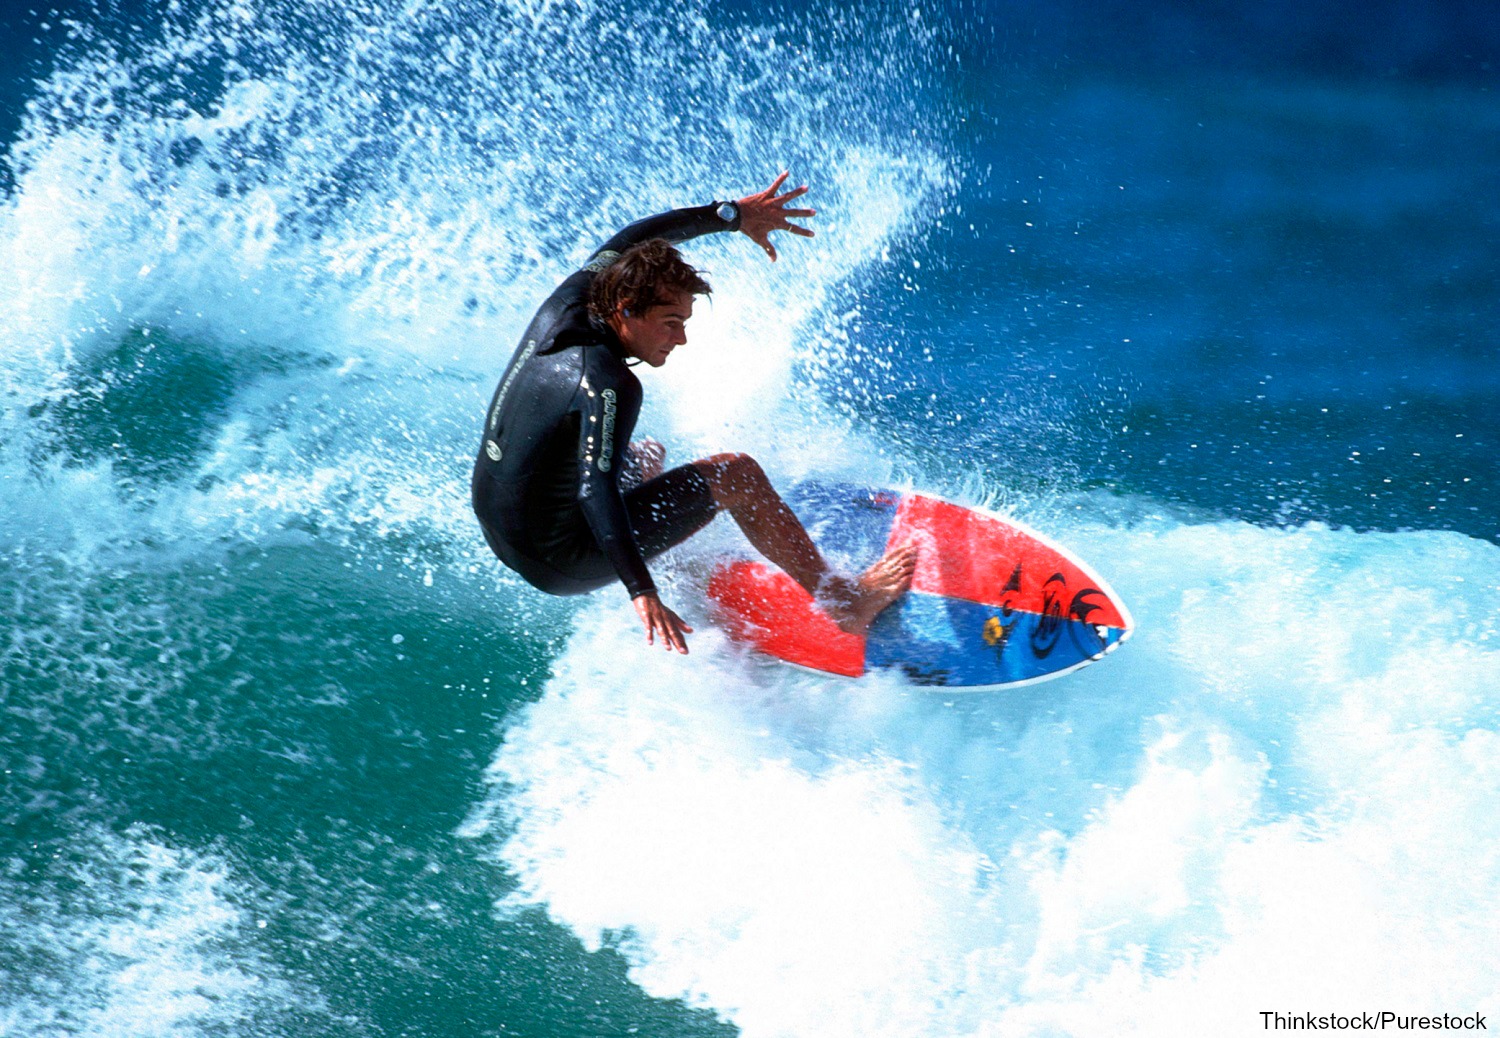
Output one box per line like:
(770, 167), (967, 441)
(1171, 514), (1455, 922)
(706, 482), (1133, 690)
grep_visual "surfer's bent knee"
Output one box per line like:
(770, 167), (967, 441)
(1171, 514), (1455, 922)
(691, 452), (771, 508)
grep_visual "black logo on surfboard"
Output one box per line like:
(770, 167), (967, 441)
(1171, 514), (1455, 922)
(984, 566), (1112, 664)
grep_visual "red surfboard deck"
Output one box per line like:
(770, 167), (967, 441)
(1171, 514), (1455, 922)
(706, 482), (1134, 689)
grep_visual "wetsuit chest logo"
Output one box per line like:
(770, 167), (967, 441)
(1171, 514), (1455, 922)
(599, 389), (617, 472)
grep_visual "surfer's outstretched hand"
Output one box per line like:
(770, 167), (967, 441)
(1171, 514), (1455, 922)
(634, 591), (694, 654)
(736, 171), (816, 262)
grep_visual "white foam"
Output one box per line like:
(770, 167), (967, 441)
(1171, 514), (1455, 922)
(0, 826), (322, 1037)
(472, 519), (1500, 1037)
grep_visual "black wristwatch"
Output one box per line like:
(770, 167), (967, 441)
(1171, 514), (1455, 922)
(715, 200), (740, 225)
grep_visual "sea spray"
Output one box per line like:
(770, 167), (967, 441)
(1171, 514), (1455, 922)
(2, 0), (953, 557)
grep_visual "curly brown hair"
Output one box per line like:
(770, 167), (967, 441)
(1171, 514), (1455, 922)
(587, 238), (712, 326)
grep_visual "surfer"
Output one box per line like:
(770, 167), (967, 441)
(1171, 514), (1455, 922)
(471, 173), (916, 653)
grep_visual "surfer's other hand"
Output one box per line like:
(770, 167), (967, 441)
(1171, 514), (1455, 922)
(633, 591), (694, 654)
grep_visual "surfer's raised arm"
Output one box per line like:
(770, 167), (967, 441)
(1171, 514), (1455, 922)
(473, 173), (911, 656)
(583, 171), (817, 268)
(587, 203), (741, 264)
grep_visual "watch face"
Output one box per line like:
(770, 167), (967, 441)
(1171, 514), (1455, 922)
(717, 202), (737, 222)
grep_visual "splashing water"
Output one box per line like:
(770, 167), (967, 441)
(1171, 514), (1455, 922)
(4, 1), (1498, 1037)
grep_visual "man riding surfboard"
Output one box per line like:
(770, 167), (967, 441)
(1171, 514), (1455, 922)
(471, 173), (914, 653)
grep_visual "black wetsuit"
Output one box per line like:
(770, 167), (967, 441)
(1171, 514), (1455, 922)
(471, 203), (741, 598)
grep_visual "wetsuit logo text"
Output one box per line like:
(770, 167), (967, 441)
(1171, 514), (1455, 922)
(599, 389), (617, 472)
(487, 338), (539, 437)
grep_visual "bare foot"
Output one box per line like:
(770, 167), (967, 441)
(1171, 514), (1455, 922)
(821, 544), (918, 635)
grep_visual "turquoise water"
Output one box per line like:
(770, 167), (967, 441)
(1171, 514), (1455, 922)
(2, 1), (1497, 1035)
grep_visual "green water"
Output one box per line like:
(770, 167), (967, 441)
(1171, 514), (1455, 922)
(3, 523), (739, 1036)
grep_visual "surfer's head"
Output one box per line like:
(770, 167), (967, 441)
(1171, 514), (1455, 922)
(591, 239), (711, 367)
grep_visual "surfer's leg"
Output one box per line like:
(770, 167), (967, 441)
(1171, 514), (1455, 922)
(624, 463), (721, 557)
(690, 453), (916, 634)
(690, 453), (827, 595)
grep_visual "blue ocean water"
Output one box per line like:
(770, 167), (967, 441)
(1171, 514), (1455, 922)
(2, 1), (1497, 1035)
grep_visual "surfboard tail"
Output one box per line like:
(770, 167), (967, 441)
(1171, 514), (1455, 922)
(706, 561), (866, 678)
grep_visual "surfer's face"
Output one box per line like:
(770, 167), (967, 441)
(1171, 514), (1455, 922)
(616, 290), (694, 368)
